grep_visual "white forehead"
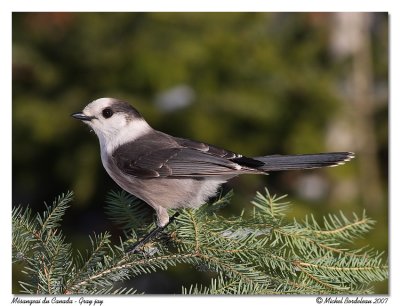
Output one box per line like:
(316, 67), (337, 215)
(84, 97), (115, 113)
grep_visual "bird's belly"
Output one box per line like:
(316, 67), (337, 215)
(119, 176), (225, 209)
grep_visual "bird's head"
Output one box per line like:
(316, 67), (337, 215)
(72, 97), (151, 150)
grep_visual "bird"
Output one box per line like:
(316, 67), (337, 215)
(72, 97), (354, 251)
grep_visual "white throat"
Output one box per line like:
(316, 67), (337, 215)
(96, 119), (151, 156)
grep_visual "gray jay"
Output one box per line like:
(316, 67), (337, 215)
(72, 97), (354, 249)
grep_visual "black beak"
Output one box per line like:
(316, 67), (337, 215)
(71, 112), (95, 121)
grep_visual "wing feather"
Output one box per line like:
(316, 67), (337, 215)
(112, 135), (246, 178)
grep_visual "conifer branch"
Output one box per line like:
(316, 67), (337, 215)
(12, 188), (388, 294)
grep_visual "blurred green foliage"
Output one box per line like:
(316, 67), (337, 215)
(12, 12), (388, 293)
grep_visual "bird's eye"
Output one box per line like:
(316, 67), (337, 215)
(102, 108), (113, 119)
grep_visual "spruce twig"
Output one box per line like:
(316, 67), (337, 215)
(12, 188), (388, 294)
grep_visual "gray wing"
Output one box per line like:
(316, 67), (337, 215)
(112, 133), (252, 178)
(174, 137), (240, 159)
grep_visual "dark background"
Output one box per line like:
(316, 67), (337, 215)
(12, 12), (388, 293)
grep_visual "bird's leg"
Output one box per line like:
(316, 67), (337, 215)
(127, 211), (180, 254)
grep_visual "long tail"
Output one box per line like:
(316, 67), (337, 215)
(249, 152), (354, 172)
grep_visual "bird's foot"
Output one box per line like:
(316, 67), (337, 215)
(127, 211), (180, 254)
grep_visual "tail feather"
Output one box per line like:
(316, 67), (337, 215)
(251, 152), (354, 172)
